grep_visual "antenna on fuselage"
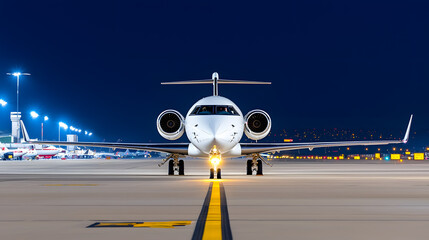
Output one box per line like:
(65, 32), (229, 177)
(161, 72), (271, 96)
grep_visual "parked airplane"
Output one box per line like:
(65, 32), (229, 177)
(21, 72), (413, 179)
(24, 145), (61, 159)
(1, 146), (28, 160)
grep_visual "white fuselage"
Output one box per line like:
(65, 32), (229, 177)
(184, 96), (244, 157)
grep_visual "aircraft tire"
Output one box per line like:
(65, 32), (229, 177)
(257, 160), (263, 175)
(168, 160), (174, 175)
(217, 168), (221, 179)
(178, 160), (185, 175)
(246, 160), (252, 175)
(210, 168), (214, 179)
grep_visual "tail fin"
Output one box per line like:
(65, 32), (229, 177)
(161, 72), (271, 96)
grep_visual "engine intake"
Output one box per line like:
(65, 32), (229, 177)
(244, 109), (271, 140)
(157, 110), (185, 140)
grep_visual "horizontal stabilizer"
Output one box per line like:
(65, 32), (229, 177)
(161, 79), (271, 85)
(161, 72), (271, 96)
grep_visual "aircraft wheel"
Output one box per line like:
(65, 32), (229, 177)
(246, 160), (252, 175)
(178, 160), (185, 175)
(168, 160), (174, 175)
(217, 168), (221, 179)
(257, 160), (263, 175)
(209, 168), (214, 179)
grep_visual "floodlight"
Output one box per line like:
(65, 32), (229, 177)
(30, 111), (39, 119)
(59, 122), (68, 130)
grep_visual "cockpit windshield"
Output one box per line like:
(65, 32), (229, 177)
(191, 105), (239, 116)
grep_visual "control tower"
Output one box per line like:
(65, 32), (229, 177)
(10, 112), (21, 143)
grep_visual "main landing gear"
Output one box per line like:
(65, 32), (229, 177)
(159, 154), (185, 176)
(247, 153), (272, 176)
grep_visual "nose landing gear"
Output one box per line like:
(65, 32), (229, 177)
(209, 145), (222, 179)
(210, 168), (222, 179)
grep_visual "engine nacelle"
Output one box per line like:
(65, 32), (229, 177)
(157, 110), (185, 140)
(244, 109), (271, 140)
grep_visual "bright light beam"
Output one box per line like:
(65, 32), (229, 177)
(59, 122), (68, 130)
(30, 111), (39, 119)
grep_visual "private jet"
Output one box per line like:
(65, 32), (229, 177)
(21, 72), (413, 179)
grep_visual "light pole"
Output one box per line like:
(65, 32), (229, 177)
(7, 72), (30, 143)
(30, 111), (49, 140)
(58, 122), (68, 141)
(42, 116), (48, 141)
(6, 72), (31, 113)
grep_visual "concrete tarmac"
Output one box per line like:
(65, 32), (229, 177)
(0, 158), (429, 240)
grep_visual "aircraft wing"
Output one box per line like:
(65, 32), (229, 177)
(20, 121), (188, 155)
(241, 115), (413, 155)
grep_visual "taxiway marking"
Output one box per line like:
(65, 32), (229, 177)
(87, 221), (192, 228)
(44, 184), (98, 186)
(192, 181), (232, 240)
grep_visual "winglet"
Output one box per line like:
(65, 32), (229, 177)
(402, 114), (413, 143)
(20, 120), (31, 142)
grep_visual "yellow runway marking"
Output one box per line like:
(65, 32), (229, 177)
(202, 181), (222, 240)
(44, 184), (98, 186)
(88, 221), (191, 228)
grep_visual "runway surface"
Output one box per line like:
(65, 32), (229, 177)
(1, 158), (429, 240)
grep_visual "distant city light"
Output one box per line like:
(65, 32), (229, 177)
(59, 122), (68, 130)
(78, 129), (82, 133)
(85, 131), (88, 135)
(88, 132), (93, 136)
(44, 116), (49, 121)
(70, 126), (75, 131)
(0, 99), (6, 107)
(30, 111), (39, 119)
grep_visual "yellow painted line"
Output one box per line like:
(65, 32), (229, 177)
(89, 221), (191, 228)
(96, 222), (137, 227)
(202, 181), (222, 240)
(44, 184), (98, 186)
(134, 221), (192, 228)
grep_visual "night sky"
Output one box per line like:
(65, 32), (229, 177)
(0, 0), (428, 144)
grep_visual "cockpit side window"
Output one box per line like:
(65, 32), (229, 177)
(191, 106), (200, 115)
(228, 106), (238, 115)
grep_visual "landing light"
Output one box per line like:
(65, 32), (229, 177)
(210, 155), (221, 169)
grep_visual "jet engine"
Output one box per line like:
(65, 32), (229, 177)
(244, 110), (271, 140)
(157, 110), (185, 140)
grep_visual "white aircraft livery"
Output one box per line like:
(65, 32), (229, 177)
(21, 72), (413, 179)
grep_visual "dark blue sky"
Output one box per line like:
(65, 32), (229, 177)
(0, 0), (428, 143)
